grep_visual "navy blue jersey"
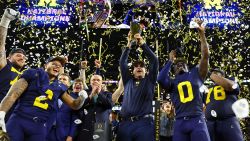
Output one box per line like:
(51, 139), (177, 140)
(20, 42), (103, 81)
(0, 61), (22, 101)
(170, 67), (204, 118)
(205, 77), (239, 120)
(14, 68), (67, 121)
(158, 63), (204, 118)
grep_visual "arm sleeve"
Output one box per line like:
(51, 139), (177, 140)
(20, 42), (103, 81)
(157, 61), (173, 90)
(95, 68), (101, 75)
(97, 92), (113, 109)
(119, 48), (131, 85)
(141, 44), (159, 83)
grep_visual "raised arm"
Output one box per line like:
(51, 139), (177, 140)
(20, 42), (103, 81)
(119, 32), (132, 84)
(197, 19), (209, 80)
(0, 9), (12, 69)
(134, 34), (159, 82)
(210, 73), (236, 91)
(0, 9), (19, 70)
(94, 59), (101, 75)
(79, 61), (88, 90)
(112, 77), (124, 103)
(157, 50), (175, 90)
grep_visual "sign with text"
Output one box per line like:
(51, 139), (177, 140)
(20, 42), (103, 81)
(184, 0), (243, 29)
(18, 0), (75, 27)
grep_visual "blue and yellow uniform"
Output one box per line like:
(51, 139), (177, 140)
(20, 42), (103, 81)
(0, 61), (22, 101)
(0, 61), (23, 121)
(204, 78), (244, 141)
(6, 68), (67, 141)
(158, 61), (210, 141)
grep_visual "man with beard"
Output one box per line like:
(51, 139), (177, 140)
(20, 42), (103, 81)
(0, 8), (27, 121)
(157, 19), (210, 141)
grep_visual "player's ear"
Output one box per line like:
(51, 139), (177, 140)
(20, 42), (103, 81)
(44, 64), (48, 70)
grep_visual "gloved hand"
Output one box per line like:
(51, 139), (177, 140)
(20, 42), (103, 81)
(0, 111), (6, 132)
(0, 8), (19, 28)
(3, 8), (19, 21)
(78, 90), (88, 100)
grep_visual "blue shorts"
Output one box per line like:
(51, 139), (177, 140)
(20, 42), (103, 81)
(116, 117), (154, 141)
(173, 115), (210, 141)
(207, 117), (243, 141)
(6, 113), (47, 141)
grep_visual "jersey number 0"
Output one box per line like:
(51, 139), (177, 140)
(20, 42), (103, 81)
(178, 81), (194, 103)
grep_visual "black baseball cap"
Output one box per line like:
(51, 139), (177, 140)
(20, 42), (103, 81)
(46, 56), (66, 67)
(9, 48), (26, 56)
(211, 68), (225, 76)
(132, 60), (145, 68)
(174, 57), (187, 65)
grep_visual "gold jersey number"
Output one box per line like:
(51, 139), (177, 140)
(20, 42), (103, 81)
(33, 89), (54, 110)
(206, 86), (226, 104)
(177, 81), (194, 103)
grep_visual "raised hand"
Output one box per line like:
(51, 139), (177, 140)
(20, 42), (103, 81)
(169, 50), (176, 62)
(3, 8), (19, 21)
(194, 18), (206, 33)
(81, 61), (88, 69)
(94, 59), (101, 68)
(134, 33), (145, 46)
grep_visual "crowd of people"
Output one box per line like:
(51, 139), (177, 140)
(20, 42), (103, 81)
(0, 8), (248, 141)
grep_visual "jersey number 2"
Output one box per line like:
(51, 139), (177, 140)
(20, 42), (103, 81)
(178, 81), (194, 103)
(33, 89), (53, 110)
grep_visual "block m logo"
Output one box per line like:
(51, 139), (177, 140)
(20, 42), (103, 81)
(204, 0), (222, 10)
(38, 0), (58, 7)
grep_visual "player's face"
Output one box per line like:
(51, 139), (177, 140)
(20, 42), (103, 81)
(212, 71), (224, 77)
(45, 60), (63, 78)
(133, 65), (146, 79)
(174, 61), (188, 75)
(73, 81), (84, 93)
(9, 53), (26, 70)
(90, 75), (102, 87)
(58, 75), (71, 87)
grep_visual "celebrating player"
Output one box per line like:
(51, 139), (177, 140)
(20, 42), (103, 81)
(0, 56), (87, 141)
(204, 68), (244, 141)
(157, 19), (210, 141)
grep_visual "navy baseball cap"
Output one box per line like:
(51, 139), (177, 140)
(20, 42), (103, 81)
(46, 56), (66, 67)
(9, 48), (26, 56)
(211, 68), (225, 76)
(132, 60), (145, 68)
(174, 57), (187, 64)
